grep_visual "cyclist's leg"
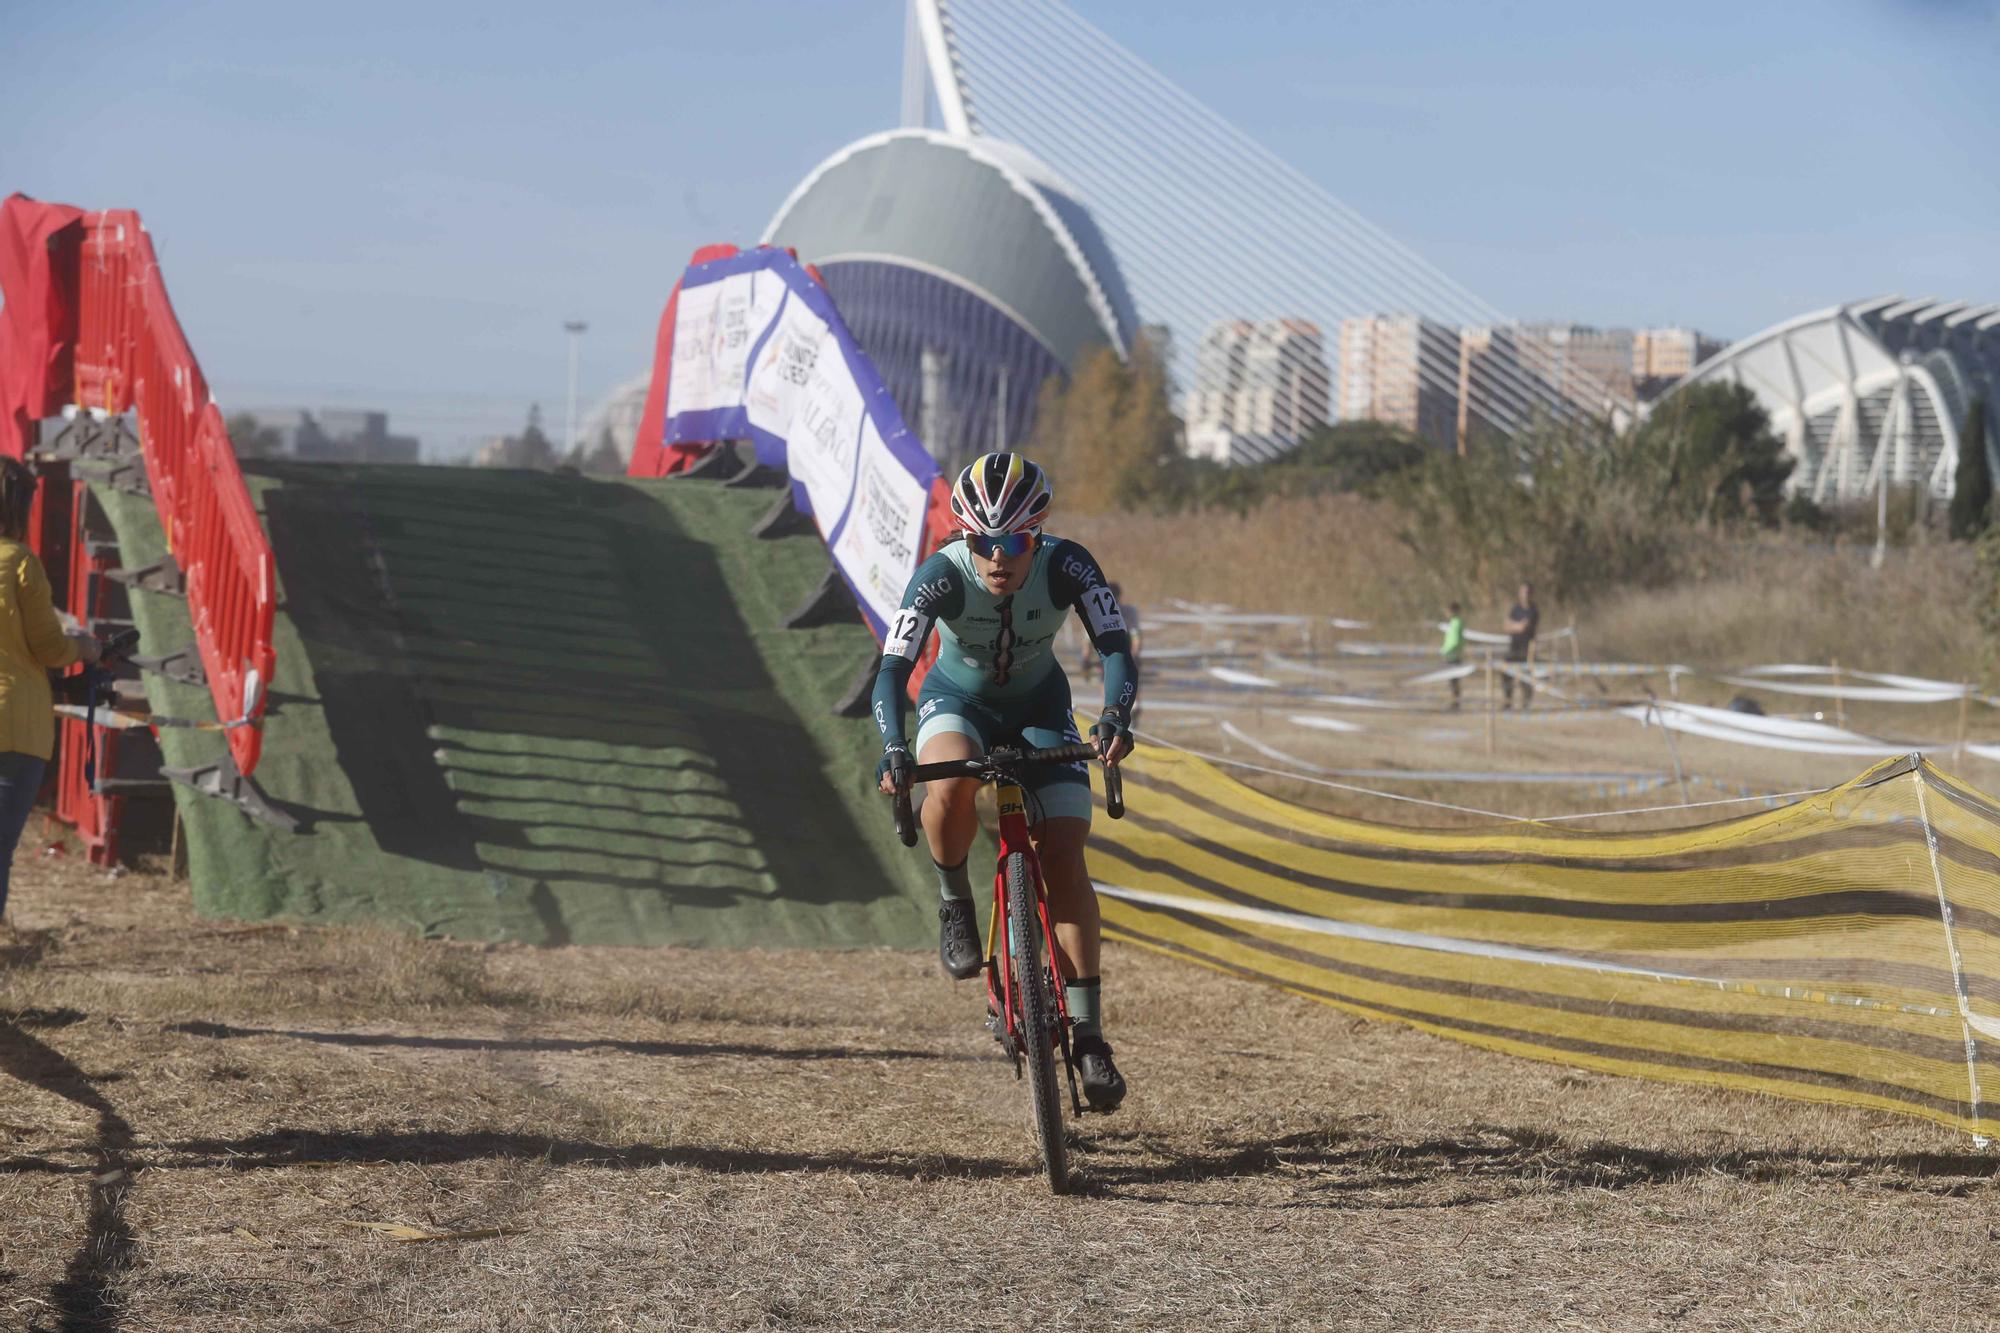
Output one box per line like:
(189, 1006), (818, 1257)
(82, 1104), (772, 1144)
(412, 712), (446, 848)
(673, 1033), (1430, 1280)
(915, 687), (995, 979)
(1031, 815), (1097, 981)
(1017, 672), (1098, 980)
(1020, 678), (1127, 1107)
(913, 685), (992, 869)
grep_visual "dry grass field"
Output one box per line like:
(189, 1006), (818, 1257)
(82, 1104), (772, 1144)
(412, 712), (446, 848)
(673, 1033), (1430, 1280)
(7, 843), (2000, 1331)
(1067, 498), (1992, 686)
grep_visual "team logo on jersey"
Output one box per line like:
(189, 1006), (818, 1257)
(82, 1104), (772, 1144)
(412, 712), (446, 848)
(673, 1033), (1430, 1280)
(1060, 554), (1100, 589)
(914, 577), (954, 610)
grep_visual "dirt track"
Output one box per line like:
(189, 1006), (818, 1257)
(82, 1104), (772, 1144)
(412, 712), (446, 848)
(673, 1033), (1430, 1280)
(5, 851), (2000, 1331)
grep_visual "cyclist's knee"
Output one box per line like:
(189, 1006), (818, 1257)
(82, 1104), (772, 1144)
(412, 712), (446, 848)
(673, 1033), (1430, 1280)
(1033, 815), (1091, 862)
(925, 776), (980, 817)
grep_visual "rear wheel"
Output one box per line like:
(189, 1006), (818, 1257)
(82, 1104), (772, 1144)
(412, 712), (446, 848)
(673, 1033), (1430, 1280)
(1004, 850), (1069, 1194)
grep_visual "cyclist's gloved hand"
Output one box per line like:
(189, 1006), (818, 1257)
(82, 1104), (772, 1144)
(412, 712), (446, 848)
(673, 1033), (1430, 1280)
(877, 741), (914, 793)
(1091, 708), (1134, 764)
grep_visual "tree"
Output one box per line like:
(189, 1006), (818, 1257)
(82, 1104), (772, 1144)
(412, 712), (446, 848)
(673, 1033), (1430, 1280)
(517, 404), (555, 469)
(1950, 398), (1991, 541)
(225, 412), (283, 459)
(1281, 420), (1429, 495)
(1622, 380), (1792, 524)
(585, 425), (625, 475)
(561, 425), (626, 476)
(476, 403), (558, 470)
(1025, 335), (1179, 513)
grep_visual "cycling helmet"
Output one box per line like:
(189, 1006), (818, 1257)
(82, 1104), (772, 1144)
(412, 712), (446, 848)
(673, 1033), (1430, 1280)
(949, 452), (1051, 536)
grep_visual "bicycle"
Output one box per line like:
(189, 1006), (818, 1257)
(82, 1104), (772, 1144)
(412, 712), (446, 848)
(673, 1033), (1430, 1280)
(889, 738), (1126, 1195)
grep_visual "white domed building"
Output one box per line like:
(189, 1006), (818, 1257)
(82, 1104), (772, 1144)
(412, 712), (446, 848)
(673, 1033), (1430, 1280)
(1677, 297), (1999, 503)
(761, 128), (1139, 472)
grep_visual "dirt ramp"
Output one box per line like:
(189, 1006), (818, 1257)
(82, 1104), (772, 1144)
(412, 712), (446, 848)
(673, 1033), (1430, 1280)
(100, 464), (929, 947)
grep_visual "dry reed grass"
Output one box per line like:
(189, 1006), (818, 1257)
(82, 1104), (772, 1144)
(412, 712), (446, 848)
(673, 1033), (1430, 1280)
(6, 844), (2000, 1330)
(1067, 498), (1990, 688)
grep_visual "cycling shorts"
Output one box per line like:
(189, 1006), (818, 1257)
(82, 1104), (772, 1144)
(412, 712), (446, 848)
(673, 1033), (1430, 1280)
(914, 666), (1092, 825)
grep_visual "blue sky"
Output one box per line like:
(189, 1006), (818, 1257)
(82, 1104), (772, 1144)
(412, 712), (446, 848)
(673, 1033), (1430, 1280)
(6, 0), (1994, 457)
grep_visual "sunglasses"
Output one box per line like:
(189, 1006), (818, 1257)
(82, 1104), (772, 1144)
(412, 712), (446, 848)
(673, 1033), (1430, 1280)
(968, 530), (1038, 559)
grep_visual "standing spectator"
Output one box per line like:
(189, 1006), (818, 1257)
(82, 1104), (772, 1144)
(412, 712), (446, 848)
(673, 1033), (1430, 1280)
(1440, 601), (1465, 710)
(0, 459), (99, 925)
(1501, 581), (1539, 711)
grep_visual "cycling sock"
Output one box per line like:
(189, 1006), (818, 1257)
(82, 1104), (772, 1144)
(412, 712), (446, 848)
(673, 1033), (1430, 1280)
(1066, 976), (1102, 1036)
(934, 856), (972, 902)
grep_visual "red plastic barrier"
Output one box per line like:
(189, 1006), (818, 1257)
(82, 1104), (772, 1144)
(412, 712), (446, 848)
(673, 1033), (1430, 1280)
(109, 222), (273, 774)
(56, 478), (122, 863)
(74, 209), (141, 416)
(0, 195), (85, 457)
(54, 717), (121, 864)
(0, 199), (277, 778)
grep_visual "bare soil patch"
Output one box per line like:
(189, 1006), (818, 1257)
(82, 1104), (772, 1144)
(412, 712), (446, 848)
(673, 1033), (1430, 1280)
(4, 842), (1998, 1331)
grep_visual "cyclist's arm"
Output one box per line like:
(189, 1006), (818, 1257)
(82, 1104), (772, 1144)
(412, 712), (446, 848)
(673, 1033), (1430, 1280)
(1049, 540), (1137, 725)
(870, 552), (966, 747)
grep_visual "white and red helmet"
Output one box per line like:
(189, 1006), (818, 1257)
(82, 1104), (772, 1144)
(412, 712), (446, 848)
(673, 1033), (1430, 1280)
(949, 452), (1051, 536)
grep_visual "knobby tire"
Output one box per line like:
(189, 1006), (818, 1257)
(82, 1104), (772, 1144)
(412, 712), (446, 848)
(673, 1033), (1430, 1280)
(1005, 850), (1069, 1195)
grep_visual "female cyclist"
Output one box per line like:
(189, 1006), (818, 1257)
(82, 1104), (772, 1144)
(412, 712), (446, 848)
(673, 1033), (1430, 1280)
(872, 452), (1137, 1110)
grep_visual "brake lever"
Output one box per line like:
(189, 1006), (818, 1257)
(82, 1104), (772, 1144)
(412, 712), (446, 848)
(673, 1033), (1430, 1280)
(1103, 755), (1125, 820)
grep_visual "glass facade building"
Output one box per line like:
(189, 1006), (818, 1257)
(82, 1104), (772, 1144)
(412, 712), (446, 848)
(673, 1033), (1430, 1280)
(763, 129), (1137, 475)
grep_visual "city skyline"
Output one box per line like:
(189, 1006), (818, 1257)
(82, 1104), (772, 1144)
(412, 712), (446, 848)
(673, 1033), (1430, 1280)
(6, 0), (1992, 458)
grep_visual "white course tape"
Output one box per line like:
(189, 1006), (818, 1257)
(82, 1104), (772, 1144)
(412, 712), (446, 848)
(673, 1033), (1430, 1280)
(1221, 720), (1329, 771)
(1208, 666), (1280, 688)
(1096, 881), (1967, 1024)
(1403, 663), (1477, 686)
(1736, 664), (1967, 692)
(1263, 653), (1347, 679)
(1135, 645), (1225, 661)
(1286, 713), (1364, 734)
(1652, 700), (1887, 743)
(1336, 641), (1433, 657)
(1096, 881), (1710, 979)
(1714, 674), (1968, 704)
(1152, 611), (1309, 627)
(1621, 703), (1912, 757)
(1324, 769), (1675, 785)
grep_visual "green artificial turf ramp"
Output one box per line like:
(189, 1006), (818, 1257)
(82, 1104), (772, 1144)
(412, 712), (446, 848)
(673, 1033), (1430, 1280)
(93, 463), (934, 947)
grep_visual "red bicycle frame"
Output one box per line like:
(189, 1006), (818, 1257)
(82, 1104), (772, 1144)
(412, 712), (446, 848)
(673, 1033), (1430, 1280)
(982, 775), (1071, 1057)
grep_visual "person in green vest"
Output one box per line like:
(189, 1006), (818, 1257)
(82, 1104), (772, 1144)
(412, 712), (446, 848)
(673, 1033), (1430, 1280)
(1440, 601), (1466, 710)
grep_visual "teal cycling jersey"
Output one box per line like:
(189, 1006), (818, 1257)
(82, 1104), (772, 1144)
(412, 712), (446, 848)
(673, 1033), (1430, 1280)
(872, 535), (1136, 748)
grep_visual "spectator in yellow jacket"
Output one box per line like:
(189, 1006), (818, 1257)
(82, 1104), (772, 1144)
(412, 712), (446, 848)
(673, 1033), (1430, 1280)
(0, 459), (101, 924)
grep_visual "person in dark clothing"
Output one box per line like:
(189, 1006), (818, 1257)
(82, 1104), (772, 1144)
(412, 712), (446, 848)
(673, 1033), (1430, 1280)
(1500, 581), (1539, 710)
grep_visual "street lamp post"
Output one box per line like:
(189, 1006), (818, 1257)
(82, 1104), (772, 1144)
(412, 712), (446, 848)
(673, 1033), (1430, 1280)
(564, 320), (589, 457)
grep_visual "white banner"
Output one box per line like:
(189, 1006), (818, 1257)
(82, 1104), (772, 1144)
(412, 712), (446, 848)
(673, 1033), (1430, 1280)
(657, 248), (941, 636)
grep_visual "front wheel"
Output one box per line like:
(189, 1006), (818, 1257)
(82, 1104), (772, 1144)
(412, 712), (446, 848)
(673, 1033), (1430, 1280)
(1004, 850), (1069, 1195)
